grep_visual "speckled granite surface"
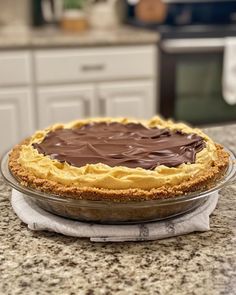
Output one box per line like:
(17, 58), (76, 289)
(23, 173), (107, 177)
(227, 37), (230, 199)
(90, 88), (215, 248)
(0, 26), (158, 49)
(0, 124), (235, 295)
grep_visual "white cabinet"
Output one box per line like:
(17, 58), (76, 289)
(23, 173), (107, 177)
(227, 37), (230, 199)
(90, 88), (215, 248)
(0, 45), (157, 152)
(35, 46), (156, 84)
(0, 89), (34, 155)
(37, 85), (96, 129)
(98, 81), (156, 119)
(0, 51), (32, 87)
(0, 50), (33, 155)
(35, 45), (157, 127)
(37, 80), (156, 129)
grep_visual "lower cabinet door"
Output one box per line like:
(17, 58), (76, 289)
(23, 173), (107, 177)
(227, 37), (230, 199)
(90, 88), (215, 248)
(0, 88), (34, 155)
(98, 80), (156, 119)
(37, 85), (96, 129)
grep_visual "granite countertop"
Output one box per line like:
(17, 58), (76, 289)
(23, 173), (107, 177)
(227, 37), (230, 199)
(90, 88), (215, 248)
(0, 26), (159, 49)
(0, 124), (235, 295)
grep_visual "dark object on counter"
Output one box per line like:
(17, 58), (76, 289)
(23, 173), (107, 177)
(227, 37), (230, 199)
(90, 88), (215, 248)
(32, 0), (45, 26)
(31, 0), (62, 27)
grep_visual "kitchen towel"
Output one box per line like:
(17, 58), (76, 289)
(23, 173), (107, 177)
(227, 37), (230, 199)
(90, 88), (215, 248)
(223, 37), (236, 105)
(11, 189), (219, 242)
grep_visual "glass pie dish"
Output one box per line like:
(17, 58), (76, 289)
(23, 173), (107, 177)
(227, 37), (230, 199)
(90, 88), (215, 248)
(1, 148), (236, 224)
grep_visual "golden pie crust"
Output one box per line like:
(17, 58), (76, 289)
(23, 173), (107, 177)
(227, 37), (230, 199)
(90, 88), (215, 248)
(8, 117), (229, 201)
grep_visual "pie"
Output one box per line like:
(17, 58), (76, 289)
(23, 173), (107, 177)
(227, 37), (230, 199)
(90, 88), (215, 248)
(8, 117), (229, 201)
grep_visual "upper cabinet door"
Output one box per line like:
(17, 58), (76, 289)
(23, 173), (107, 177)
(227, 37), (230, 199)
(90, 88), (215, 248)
(0, 89), (34, 155)
(37, 85), (96, 129)
(0, 51), (32, 87)
(98, 80), (156, 119)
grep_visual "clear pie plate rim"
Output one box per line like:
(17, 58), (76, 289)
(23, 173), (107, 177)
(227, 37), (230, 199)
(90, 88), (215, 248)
(1, 147), (236, 209)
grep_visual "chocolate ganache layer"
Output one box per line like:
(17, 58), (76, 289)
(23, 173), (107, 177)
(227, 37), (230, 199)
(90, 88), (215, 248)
(32, 122), (206, 170)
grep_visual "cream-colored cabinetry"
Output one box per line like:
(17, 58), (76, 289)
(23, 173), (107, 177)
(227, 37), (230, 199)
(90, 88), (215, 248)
(0, 88), (33, 155)
(97, 81), (155, 119)
(37, 85), (96, 129)
(0, 51), (31, 87)
(38, 80), (155, 129)
(0, 51), (33, 155)
(0, 45), (157, 152)
(34, 46), (156, 84)
(35, 45), (157, 127)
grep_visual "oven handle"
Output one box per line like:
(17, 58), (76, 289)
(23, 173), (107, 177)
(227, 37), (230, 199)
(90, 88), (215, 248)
(161, 38), (225, 53)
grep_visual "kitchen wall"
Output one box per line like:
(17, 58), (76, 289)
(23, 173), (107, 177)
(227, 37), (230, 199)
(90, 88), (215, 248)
(0, 0), (30, 30)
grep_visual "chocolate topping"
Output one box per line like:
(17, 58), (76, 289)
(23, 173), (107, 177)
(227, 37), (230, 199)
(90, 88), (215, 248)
(32, 122), (206, 170)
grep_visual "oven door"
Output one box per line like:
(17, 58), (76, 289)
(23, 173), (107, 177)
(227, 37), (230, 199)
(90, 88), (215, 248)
(160, 38), (236, 125)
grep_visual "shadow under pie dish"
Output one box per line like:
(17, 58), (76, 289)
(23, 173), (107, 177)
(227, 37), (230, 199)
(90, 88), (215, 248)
(5, 117), (233, 224)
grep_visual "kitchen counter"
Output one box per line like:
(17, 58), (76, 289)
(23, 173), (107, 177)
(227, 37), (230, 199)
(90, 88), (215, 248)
(0, 124), (235, 295)
(0, 26), (159, 49)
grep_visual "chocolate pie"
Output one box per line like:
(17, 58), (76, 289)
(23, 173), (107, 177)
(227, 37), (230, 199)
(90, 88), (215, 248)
(9, 117), (229, 201)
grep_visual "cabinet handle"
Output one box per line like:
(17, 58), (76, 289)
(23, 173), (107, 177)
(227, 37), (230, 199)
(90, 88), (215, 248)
(80, 64), (105, 72)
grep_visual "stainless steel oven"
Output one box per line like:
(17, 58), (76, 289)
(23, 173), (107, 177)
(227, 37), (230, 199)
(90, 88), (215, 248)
(125, 0), (236, 125)
(159, 36), (236, 125)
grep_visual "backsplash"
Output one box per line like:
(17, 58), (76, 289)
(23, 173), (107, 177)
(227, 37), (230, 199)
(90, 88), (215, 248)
(0, 0), (30, 30)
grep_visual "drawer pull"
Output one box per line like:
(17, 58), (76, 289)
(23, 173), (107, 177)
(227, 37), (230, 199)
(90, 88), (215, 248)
(81, 64), (105, 72)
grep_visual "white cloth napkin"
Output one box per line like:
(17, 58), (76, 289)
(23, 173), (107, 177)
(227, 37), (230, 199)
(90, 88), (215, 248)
(222, 37), (236, 105)
(11, 189), (219, 242)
